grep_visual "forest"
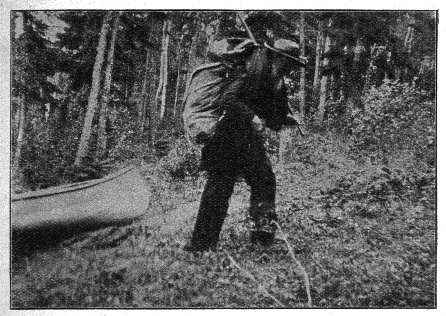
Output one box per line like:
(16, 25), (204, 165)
(11, 10), (436, 308)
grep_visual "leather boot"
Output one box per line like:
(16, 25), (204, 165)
(249, 205), (278, 246)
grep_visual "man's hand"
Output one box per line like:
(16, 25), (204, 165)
(252, 115), (266, 132)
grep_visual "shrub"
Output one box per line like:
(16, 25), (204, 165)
(158, 138), (202, 181)
(347, 80), (435, 163)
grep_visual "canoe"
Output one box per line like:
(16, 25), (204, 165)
(11, 166), (150, 253)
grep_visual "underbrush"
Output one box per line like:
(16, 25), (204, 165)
(11, 129), (436, 308)
(11, 79), (436, 308)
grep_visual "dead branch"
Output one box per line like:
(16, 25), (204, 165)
(272, 220), (312, 307)
(225, 252), (286, 308)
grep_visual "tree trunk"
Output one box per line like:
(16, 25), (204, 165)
(139, 47), (151, 137)
(124, 64), (130, 104)
(74, 12), (112, 166)
(97, 12), (120, 159)
(403, 14), (416, 81)
(312, 17), (323, 103)
(13, 12), (26, 173)
(139, 18), (157, 145)
(185, 16), (201, 92)
(173, 40), (182, 119)
(154, 19), (168, 125)
(350, 36), (366, 108)
(13, 92), (26, 170)
(363, 43), (377, 92)
(159, 19), (171, 121)
(404, 15), (416, 54)
(299, 12), (306, 120)
(317, 18), (332, 122)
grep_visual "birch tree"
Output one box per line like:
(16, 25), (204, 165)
(173, 40), (183, 119)
(74, 12), (112, 166)
(154, 17), (171, 123)
(312, 16), (323, 104)
(12, 12), (27, 171)
(97, 12), (121, 159)
(317, 18), (333, 122)
(160, 19), (171, 121)
(299, 12), (306, 119)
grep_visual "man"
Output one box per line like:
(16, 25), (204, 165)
(183, 35), (306, 252)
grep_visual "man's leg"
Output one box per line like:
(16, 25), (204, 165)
(243, 137), (278, 246)
(186, 170), (237, 251)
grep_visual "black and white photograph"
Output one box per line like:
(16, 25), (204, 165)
(5, 2), (439, 311)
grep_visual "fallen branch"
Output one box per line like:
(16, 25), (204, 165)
(396, 194), (407, 212)
(225, 252), (286, 308)
(272, 220), (312, 307)
(311, 190), (368, 200)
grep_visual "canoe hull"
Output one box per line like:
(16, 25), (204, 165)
(11, 166), (149, 232)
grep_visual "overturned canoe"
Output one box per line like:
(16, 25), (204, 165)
(11, 166), (150, 233)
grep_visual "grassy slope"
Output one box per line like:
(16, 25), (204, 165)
(11, 133), (436, 308)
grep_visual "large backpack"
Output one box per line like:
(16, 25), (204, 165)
(182, 38), (291, 145)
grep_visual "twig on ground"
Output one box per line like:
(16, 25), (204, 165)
(225, 252), (286, 308)
(272, 220), (312, 307)
(311, 191), (368, 200)
(396, 195), (407, 212)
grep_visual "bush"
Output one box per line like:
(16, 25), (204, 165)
(347, 80), (435, 163)
(158, 138), (202, 180)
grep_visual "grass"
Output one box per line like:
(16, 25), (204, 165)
(11, 132), (436, 308)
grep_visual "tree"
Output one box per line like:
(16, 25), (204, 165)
(138, 15), (159, 142)
(139, 39), (152, 138)
(159, 18), (172, 121)
(12, 12), (27, 171)
(172, 39), (183, 119)
(97, 12), (121, 159)
(11, 10), (436, 189)
(185, 13), (202, 92)
(299, 12), (306, 120)
(57, 12), (105, 92)
(317, 17), (333, 122)
(154, 17), (172, 124)
(12, 11), (58, 175)
(74, 12), (113, 166)
(312, 16), (323, 106)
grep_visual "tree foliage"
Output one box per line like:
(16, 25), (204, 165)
(11, 10), (436, 190)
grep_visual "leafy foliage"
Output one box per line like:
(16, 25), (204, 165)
(157, 138), (202, 180)
(348, 81), (435, 163)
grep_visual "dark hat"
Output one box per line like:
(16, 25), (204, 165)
(244, 12), (294, 42)
(245, 11), (292, 33)
(265, 39), (308, 66)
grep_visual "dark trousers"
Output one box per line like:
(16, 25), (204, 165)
(189, 117), (277, 250)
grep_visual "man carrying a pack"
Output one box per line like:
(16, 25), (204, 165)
(183, 15), (306, 252)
